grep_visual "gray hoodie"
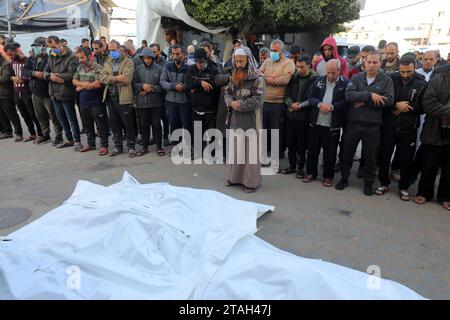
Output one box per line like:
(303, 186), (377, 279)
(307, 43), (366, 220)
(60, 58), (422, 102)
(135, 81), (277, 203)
(133, 62), (163, 108)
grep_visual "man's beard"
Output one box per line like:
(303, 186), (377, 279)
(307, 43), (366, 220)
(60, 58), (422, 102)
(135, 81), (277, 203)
(324, 54), (333, 61)
(232, 68), (247, 86)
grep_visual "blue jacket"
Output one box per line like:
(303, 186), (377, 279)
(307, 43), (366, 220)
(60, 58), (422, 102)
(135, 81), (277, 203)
(308, 75), (350, 129)
(160, 61), (189, 104)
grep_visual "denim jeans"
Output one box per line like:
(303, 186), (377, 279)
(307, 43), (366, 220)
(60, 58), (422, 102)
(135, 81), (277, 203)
(52, 99), (80, 142)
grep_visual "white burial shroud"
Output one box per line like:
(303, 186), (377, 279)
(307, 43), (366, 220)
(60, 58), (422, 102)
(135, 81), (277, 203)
(0, 172), (424, 300)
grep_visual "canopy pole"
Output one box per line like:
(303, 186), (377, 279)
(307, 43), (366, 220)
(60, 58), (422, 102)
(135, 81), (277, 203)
(5, 0), (12, 38)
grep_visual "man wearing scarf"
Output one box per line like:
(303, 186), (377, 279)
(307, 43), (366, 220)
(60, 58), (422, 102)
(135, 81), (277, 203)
(224, 46), (265, 193)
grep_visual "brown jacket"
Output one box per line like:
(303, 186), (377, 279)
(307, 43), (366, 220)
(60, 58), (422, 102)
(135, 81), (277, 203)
(260, 54), (295, 103)
(100, 56), (135, 105)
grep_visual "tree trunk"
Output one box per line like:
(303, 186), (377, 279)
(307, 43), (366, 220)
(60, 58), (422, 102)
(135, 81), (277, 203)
(222, 32), (234, 63)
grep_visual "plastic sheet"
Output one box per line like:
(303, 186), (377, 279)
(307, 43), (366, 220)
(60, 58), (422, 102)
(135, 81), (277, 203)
(0, 172), (424, 300)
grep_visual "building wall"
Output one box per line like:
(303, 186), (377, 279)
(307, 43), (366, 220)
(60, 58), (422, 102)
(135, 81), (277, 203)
(339, 0), (449, 49)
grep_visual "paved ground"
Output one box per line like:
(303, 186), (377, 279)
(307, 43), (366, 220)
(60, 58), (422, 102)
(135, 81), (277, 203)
(0, 133), (449, 299)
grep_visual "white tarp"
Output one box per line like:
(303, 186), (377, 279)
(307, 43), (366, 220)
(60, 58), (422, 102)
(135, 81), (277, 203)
(0, 172), (424, 300)
(136, 0), (226, 46)
(12, 27), (91, 54)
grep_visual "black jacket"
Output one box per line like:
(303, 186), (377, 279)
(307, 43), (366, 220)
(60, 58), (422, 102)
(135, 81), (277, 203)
(21, 54), (50, 98)
(284, 70), (318, 122)
(345, 71), (394, 126)
(308, 75), (350, 129)
(421, 64), (450, 146)
(0, 55), (14, 99)
(382, 72), (427, 131)
(185, 62), (219, 113)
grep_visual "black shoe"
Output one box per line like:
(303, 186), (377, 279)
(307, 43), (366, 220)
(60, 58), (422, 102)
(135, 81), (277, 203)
(357, 166), (365, 179)
(364, 183), (374, 196)
(335, 179), (349, 191)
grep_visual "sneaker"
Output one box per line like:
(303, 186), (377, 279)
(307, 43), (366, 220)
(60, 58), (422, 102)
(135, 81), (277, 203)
(335, 179), (349, 191)
(108, 148), (123, 157)
(364, 183), (374, 196)
(15, 135), (23, 143)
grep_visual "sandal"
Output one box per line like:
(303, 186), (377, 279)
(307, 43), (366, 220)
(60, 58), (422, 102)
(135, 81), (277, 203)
(128, 149), (137, 158)
(302, 175), (316, 183)
(108, 148), (123, 157)
(23, 135), (36, 142)
(244, 187), (256, 193)
(73, 142), (83, 152)
(98, 147), (108, 156)
(441, 202), (450, 212)
(375, 186), (389, 196)
(399, 190), (411, 202)
(323, 179), (333, 187)
(296, 171), (305, 179)
(157, 149), (166, 157)
(225, 180), (240, 187)
(413, 196), (427, 205)
(135, 149), (149, 157)
(56, 141), (74, 149)
(281, 167), (296, 175)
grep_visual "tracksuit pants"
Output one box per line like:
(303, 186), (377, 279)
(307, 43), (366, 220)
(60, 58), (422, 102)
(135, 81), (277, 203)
(340, 122), (381, 185)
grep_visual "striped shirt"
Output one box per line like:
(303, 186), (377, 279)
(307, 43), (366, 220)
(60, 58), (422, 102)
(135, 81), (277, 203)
(11, 57), (30, 93)
(74, 62), (103, 107)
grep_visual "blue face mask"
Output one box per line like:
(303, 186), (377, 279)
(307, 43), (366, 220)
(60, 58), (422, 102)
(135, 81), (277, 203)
(110, 50), (121, 60)
(52, 48), (62, 55)
(270, 51), (281, 62)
